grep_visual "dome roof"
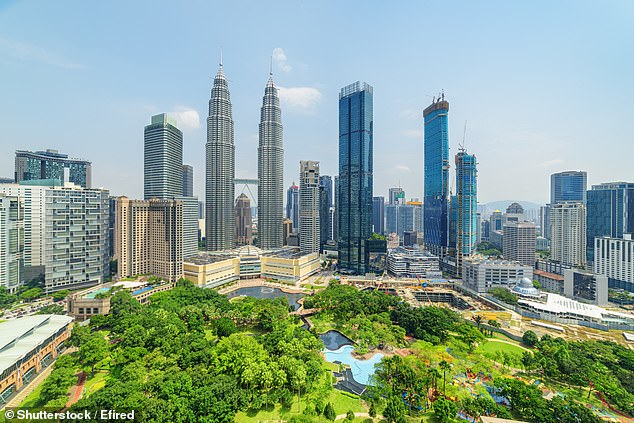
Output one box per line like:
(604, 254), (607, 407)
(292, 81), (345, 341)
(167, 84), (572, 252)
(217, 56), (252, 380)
(512, 277), (541, 297)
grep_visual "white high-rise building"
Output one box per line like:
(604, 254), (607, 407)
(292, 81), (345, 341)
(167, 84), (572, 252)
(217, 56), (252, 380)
(550, 202), (586, 268)
(258, 69), (284, 249)
(503, 221), (536, 267)
(594, 234), (634, 291)
(144, 114), (183, 200)
(206, 59), (235, 251)
(0, 194), (23, 292)
(299, 161), (320, 254)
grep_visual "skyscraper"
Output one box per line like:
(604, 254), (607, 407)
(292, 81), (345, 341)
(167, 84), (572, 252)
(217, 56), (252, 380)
(286, 183), (299, 231)
(454, 149), (478, 275)
(299, 161), (320, 254)
(319, 175), (333, 246)
(551, 171), (587, 204)
(333, 176), (339, 243)
(423, 94), (450, 257)
(503, 221), (537, 267)
(144, 114), (183, 200)
(550, 202), (586, 268)
(338, 81), (373, 274)
(389, 187), (405, 205)
(372, 196), (385, 235)
(15, 149), (92, 188)
(206, 59), (235, 251)
(0, 194), (23, 292)
(586, 182), (634, 264)
(182, 164), (193, 197)
(235, 193), (253, 246)
(257, 69), (284, 249)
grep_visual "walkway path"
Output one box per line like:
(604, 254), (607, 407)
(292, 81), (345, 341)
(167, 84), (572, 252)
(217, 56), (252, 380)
(65, 371), (86, 408)
(3, 347), (78, 409)
(334, 412), (382, 421)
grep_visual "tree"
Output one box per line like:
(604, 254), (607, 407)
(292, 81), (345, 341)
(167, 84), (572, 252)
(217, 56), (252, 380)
(383, 395), (406, 423)
(20, 287), (43, 302)
(368, 400), (377, 418)
(79, 332), (109, 376)
(215, 317), (237, 338)
(472, 314), (483, 330)
(52, 290), (70, 301)
(433, 397), (457, 422)
(522, 330), (539, 347)
(439, 360), (451, 395)
(345, 410), (355, 421)
(323, 402), (336, 421)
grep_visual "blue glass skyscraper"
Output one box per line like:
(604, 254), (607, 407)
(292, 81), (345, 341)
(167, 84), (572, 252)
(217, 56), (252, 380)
(338, 81), (373, 274)
(586, 182), (634, 263)
(551, 171), (587, 204)
(423, 95), (450, 257)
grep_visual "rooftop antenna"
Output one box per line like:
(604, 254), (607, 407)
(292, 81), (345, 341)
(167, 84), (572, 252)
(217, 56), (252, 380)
(269, 55), (273, 76)
(441, 89), (445, 101)
(220, 48), (223, 66)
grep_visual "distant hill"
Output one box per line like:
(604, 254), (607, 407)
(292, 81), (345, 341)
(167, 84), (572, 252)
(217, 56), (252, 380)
(481, 200), (543, 212)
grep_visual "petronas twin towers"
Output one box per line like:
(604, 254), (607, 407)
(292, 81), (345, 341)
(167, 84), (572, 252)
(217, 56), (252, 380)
(205, 57), (284, 251)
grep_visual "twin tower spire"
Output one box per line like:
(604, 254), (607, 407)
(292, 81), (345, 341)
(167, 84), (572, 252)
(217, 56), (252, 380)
(205, 55), (284, 251)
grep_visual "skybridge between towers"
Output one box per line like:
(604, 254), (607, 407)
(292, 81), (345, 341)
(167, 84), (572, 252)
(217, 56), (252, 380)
(234, 178), (258, 206)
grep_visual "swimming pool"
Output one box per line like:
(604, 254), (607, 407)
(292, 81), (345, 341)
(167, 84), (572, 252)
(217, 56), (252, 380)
(84, 287), (110, 299)
(323, 345), (384, 386)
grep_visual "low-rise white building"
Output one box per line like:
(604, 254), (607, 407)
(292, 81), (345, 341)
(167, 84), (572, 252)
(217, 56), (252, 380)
(387, 247), (439, 278)
(594, 234), (634, 292)
(462, 255), (533, 293)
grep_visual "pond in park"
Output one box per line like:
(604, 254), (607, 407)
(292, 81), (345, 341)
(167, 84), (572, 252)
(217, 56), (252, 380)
(225, 286), (304, 311)
(320, 330), (383, 386)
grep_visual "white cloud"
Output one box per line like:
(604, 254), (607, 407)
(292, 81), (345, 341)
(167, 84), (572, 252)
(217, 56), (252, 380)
(402, 129), (423, 139)
(399, 109), (421, 121)
(272, 47), (292, 72)
(395, 165), (411, 173)
(538, 158), (564, 167)
(277, 87), (322, 112)
(170, 107), (201, 131)
(0, 36), (85, 69)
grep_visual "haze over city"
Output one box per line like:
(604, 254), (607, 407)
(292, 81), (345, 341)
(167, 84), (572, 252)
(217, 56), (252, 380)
(1, 0), (633, 204)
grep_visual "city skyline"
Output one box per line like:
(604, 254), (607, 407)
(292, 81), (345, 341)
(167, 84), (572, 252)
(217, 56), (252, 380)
(1, 2), (632, 205)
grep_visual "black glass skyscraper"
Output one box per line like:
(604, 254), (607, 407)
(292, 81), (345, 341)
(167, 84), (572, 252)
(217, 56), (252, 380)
(337, 82), (373, 274)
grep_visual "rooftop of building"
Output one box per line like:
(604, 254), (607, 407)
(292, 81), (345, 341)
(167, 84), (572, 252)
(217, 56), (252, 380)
(262, 247), (312, 259)
(463, 255), (529, 267)
(0, 315), (73, 376)
(184, 247), (315, 264)
(15, 149), (90, 164)
(512, 277), (541, 297)
(519, 293), (634, 322)
(534, 269), (564, 281)
(184, 253), (237, 265)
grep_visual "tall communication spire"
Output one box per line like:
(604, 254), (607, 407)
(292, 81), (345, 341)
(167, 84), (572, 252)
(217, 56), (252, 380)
(257, 65), (284, 249)
(205, 54), (235, 251)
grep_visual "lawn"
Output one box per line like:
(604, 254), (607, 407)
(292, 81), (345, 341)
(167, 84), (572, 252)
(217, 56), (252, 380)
(476, 339), (527, 358)
(19, 381), (46, 408)
(83, 371), (108, 397)
(310, 314), (337, 334)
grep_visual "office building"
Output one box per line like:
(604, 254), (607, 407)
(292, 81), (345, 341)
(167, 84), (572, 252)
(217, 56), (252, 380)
(386, 204), (398, 235)
(365, 238), (388, 274)
(454, 149), (478, 276)
(594, 234), (634, 292)
(423, 94), (450, 257)
(182, 164), (193, 197)
(586, 182), (634, 264)
(411, 201), (423, 233)
(504, 202), (524, 224)
(563, 268), (608, 305)
(206, 59), (235, 251)
(299, 161), (320, 254)
(462, 255), (533, 293)
(114, 197), (183, 282)
(490, 210), (503, 232)
(540, 205), (551, 239)
(282, 218), (293, 246)
(320, 176), (333, 248)
(45, 184), (110, 292)
(333, 176), (339, 243)
(235, 194), (253, 246)
(550, 202), (586, 268)
(403, 231), (417, 247)
(257, 70), (284, 249)
(338, 82), (373, 274)
(387, 247), (440, 278)
(0, 194), (23, 292)
(388, 187), (405, 205)
(286, 183), (299, 231)
(551, 171), (587, 204)
(503, 221), (536, 267)
(15, 149), (91, 188)
(144, 114), (183, 200)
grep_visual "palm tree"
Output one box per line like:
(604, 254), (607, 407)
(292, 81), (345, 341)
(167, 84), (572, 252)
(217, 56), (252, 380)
(439, 360), (451, 395)
(428, 367), (441, 394)
(472, 314), (483, 331)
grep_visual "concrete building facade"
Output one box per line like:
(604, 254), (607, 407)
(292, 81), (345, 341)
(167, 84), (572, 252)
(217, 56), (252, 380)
(299, 161), (320, 254)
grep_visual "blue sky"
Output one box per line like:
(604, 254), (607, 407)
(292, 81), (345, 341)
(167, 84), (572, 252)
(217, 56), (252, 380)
(1, 0), (632, 205)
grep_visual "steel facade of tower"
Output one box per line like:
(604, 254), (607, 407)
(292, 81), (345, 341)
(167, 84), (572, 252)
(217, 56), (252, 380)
(423, 97), (450, 257)
(586, 182), (634, 264)
(15, 149), (92, 188)
(372, 196), (385, 235)
(144, 114), (183, 200)
(454, 150), (478, 275)
(338, 81), (373, 275)
(286, 184), (299, 231)
(205, 62), (235, 251)
(182, 164), (193, 197)
(550, 171), (587, 204)
(258, 72), (284, 249)
(319, 175), (333, 248)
